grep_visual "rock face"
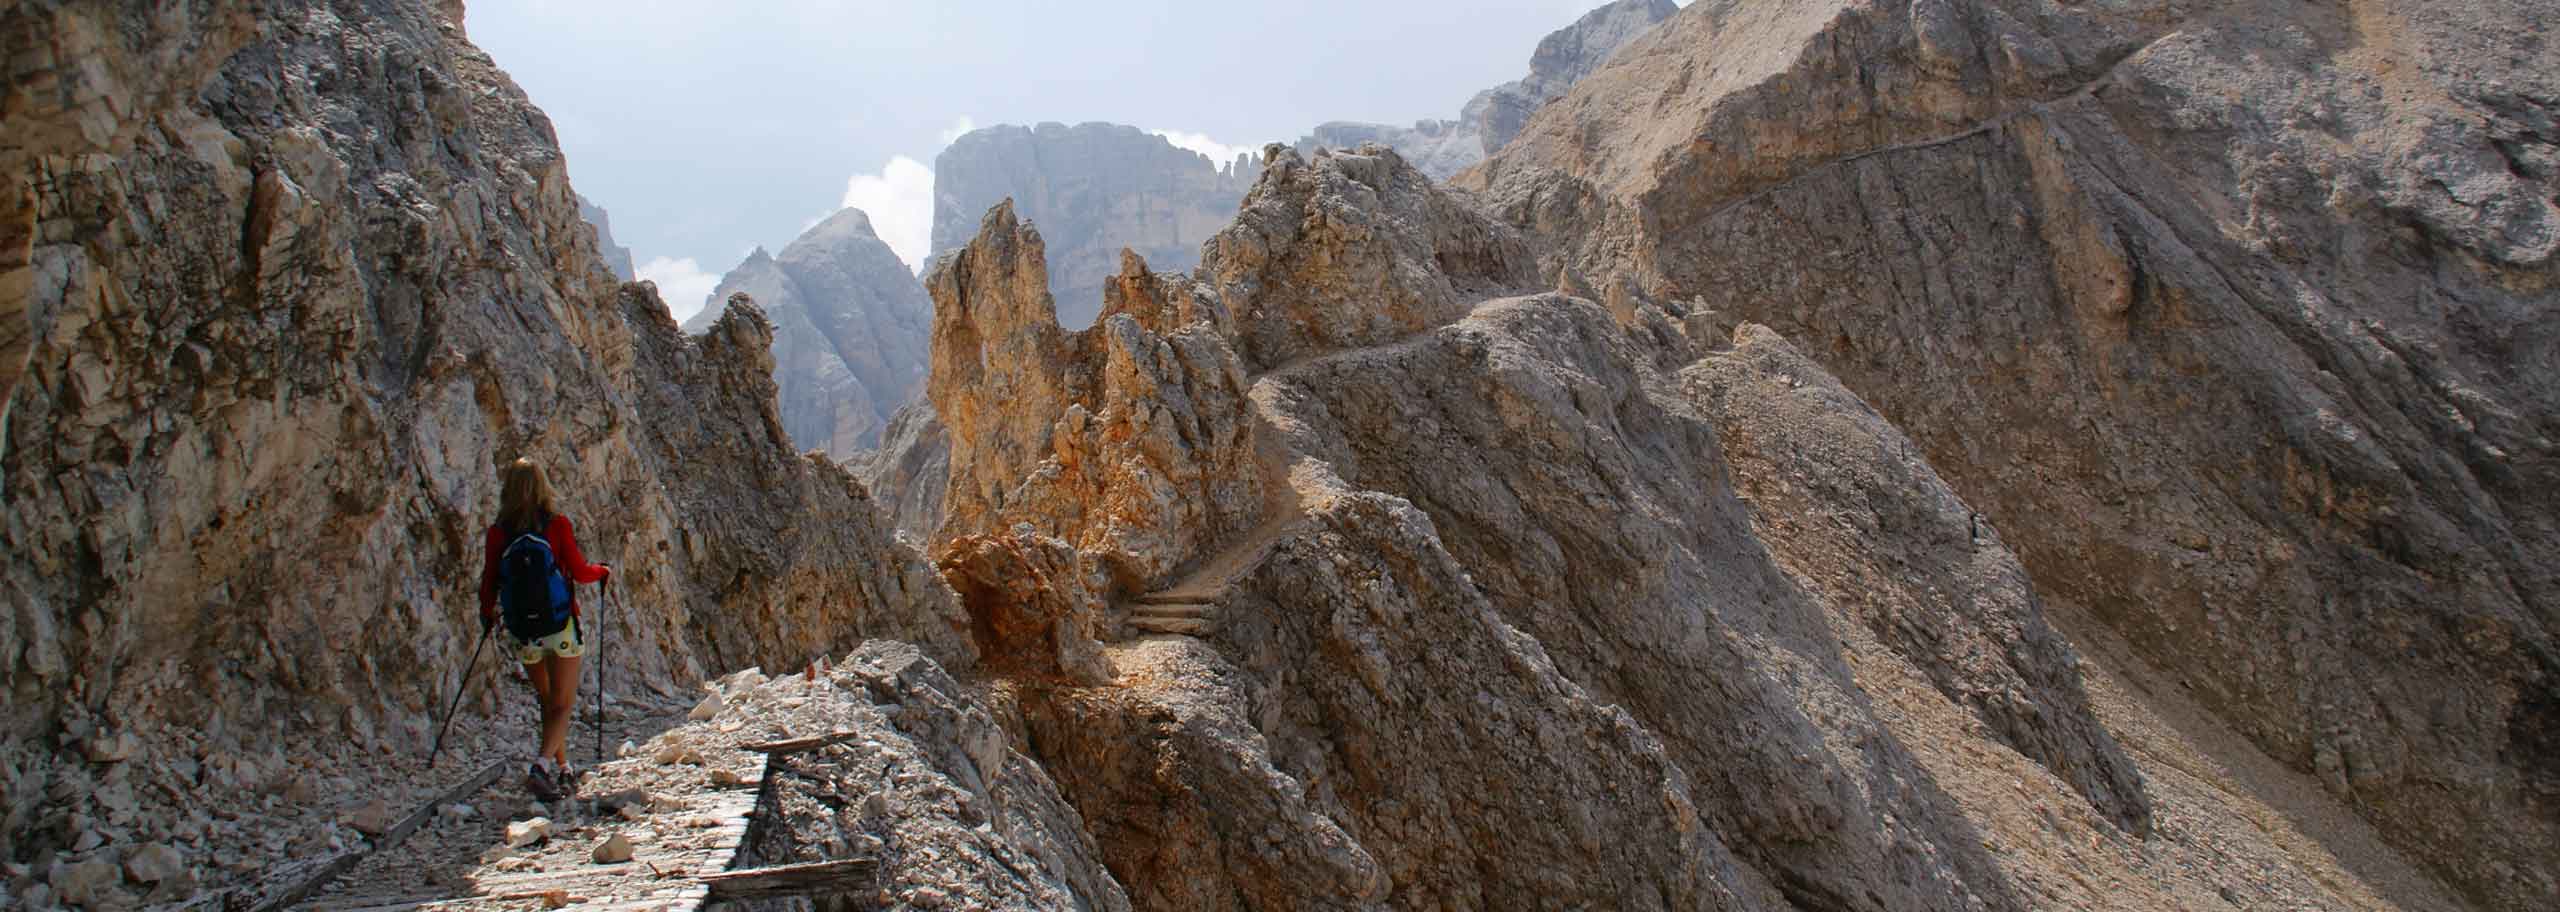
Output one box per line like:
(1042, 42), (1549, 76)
(0, 0), (967, 888)
(1294, 0), (1678, 179)
(852, 399), (951, 538)
(686, 208), (932, 455)
(576, 193), (635, 281)
(924, 142), (2468, 912)
(7, 0), (2549, 910)
(926, 208), (1263, 592)
(1295, 120), (1487, 185)
(1467, 0), (2560, 907)
(1459, 0), (1681, 157)
(930, 122), (1261, 329)
(738, 641), (1130, 911)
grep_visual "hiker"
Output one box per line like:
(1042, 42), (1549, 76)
(478, 457), (610, 801)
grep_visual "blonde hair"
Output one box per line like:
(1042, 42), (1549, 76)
(497, 458), (557, 533)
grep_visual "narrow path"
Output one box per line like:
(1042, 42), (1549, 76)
(1116, 294), (1543, 642)
(293, 702), (756, 911)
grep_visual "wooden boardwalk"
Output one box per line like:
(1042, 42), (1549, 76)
(295, 715), (773, 911)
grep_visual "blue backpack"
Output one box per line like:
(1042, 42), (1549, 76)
(498, 518), (573, 640)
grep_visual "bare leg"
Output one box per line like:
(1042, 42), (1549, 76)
(523, 659), (552, 762)
(538, 653), (582, 767)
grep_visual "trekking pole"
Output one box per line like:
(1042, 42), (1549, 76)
(593, 574), (609, 767)
(430, 622), (494, 768)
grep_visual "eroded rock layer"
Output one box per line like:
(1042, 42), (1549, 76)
(1294, 0), (1679, 179)
(576, 194), (634, 281)
(687, 207), (933, 455)
(930, 122), (1262, 329)
(0, 0), (967, 889)
(3, 0), (2547, 909)
(917, 142), (2477, 911)
(1466, 0), (2560, 906)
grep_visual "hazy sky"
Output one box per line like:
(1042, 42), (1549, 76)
(466, 1), (1662, 320)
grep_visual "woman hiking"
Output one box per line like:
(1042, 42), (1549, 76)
(478, 457), (610, 801)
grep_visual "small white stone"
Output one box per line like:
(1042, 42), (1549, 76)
(51, 859), (119, 906)
(346, 799), (393, 837)
(590, 832), (633, 864)
(121, 843), (185, 884)
(686, 691), (727, 721)
(504, 817), (553, 848)
(82, 732), (137, 764)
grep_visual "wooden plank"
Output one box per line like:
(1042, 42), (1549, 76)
(379, 761), (512, 853)
(738, 730), (861, 754)
(243, 761), (509, 912)
(699, 858), (882, 901)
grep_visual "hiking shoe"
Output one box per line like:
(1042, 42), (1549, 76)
(524, 761), (562, 802)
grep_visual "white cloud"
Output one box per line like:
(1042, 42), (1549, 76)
(937, 116), (978, 145)
(1149, 129), (1257, 167)
(840, 155), (937, 272)
(636, 255), (722, 323)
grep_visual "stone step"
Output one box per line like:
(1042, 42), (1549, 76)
(1128, 601), (1217, 620)
(1125, 616), (1217, 637)
(1133, 589), (1223, 606)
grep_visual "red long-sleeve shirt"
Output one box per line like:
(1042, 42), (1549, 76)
(479, 514), (608, 621)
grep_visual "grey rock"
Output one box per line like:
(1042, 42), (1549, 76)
(48, 859), (116, 907)
(0, 0), (973, 878)
(1461, 0), (1679, 156)
(1295, 0), (1677, 179)
(503, 818), (551, 849)
(117, 844), (181, 885)
(667, 641), (1130, 910)
(852, 400), (950, 539)
(685, 207), (932, 456)
(588, 832), (631, 864)
(1296, 119), (1485, 183)
(345, 799), (391, 838)
(575, 194), (635, 282)
(1474, 0), (2560, 906)
(78, 733), (133, 765)
(930, 122), (1261, 329)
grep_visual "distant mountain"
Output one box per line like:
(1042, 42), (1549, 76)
(930, 122), (1261, 328)
(1296, 0), (1678, 179)
(684, 208), (931, 455)
(576, 193), (635, 281)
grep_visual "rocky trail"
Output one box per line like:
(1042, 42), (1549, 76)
(1110, 347), (1336, 642)
(282, 702), (713, 911)
(1112, 507), (1297, 641)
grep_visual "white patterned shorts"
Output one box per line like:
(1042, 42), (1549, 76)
(509, 615), (584, 664)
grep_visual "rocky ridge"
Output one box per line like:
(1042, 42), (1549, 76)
(930, 122), (1262, 330)
(1465, 0), (2560, 906)
(0, 0), (965, 903)
(575, 194), (635, 281)
(904, 142), (2474, 911)
(1, 0), (2547, 910)
(1294, 0), (1679, 179)
(686, 207), (933, 455)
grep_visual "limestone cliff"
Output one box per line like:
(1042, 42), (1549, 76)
(853, 399), (951, 538)
(1466, 0), (2560, 906)
(1294, 0), (1678, 179)
(901, 142), (2480, 911)
(575, 194), (635, 281)
(1459, 0), (1681, 157)
(3, 0), (2548, 909)
(687, 208), (932, 456)
(0, 0), (966, 895)
(930, 122), (1261, 329)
